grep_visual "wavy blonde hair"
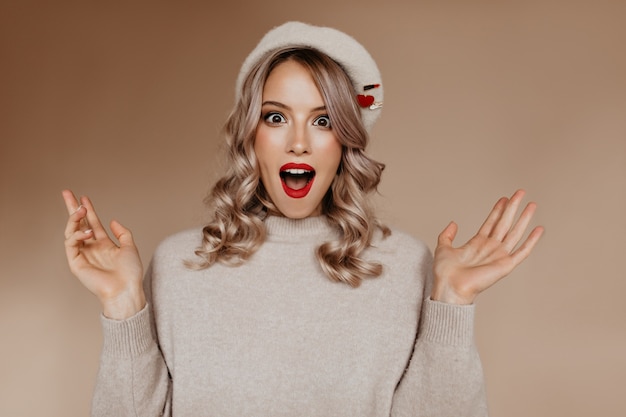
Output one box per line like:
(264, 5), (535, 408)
(188, 47), (390, 287)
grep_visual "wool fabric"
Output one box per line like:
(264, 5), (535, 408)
(236, 21), (383, 132)
(92, 216), (488, 416)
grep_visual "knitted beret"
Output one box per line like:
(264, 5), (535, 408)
(236, 21), (383, 132)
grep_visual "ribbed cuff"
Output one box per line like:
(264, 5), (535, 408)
(100, 304), (154, 358)
(419, 298), (476, 346)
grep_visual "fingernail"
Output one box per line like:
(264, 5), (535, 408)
(74, 205), (84, 214)
(84, 229), (92, 234)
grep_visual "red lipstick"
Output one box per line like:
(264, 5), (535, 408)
(280, 163), (315, 198)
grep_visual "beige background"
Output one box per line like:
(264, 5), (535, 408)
(1, 0), (624, 416)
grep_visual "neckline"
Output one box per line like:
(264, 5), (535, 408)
(263, 215), (337, 241)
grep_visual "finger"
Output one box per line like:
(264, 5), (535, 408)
(476, 197), (508, 237)
(62, 189), (80, 215)
(64, 228), (94, 262)
(502, 201), (538, 252)
(63, 190), (92, 234)
(64, 204), (89, 240)
(80, 196), (109, 241)
(437, 221), (458, 248)
(490, 189), (526, 241)
(510, 225), (544, 265)
(110, 220), (136, 249)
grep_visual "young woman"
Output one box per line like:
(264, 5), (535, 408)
(62, 22), (543, 416)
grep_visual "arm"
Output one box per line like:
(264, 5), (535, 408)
(391, 297), (488, 417)
(62, 190), (171, 416)
(392, 190), (543, 416)
(92, 301), (172, 417)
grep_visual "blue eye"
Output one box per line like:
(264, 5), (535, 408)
(264, 112), (286, 124)
(313, 115), (331, 128)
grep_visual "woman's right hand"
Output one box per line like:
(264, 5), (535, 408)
(62, 190), (146, 320)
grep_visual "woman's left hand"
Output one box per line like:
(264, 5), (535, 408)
(431, 189), (544, 305)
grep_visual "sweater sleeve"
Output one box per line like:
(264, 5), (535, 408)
(390, 297), (489, 417)
(91, 263), (173, 417)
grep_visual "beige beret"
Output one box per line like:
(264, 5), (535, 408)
(236, 21), (383, 132)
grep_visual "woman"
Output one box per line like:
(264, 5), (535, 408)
(62, 22), (543, 416)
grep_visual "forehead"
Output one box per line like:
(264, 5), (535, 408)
(262, 60), (324, 105)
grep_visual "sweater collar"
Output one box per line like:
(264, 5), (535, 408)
(263, 215), (337, 241)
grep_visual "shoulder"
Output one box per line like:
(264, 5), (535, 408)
(364, 226), (432, 303)
(152, 227), (204, 264)
(371, 226), (432, 263)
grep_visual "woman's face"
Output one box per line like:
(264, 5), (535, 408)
(254, 59), (342, 219)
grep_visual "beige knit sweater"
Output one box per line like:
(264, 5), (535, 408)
(93, 215), (488, 416)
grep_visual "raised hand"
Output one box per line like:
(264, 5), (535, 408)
(62, 190), (146, 319)
(431, 189), (544, 305)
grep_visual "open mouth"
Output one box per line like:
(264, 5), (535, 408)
(280, 163), (315, 198)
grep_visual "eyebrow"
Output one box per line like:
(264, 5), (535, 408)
(261, 101), (326, 112)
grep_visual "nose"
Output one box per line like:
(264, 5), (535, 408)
(287, 124), (311, 156)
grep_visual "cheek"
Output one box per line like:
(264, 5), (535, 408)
(322, 140), (343, 172)
(253, 127), (264, 157)
(254, 125), (286, 156)
(253, 128), (274, 171)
